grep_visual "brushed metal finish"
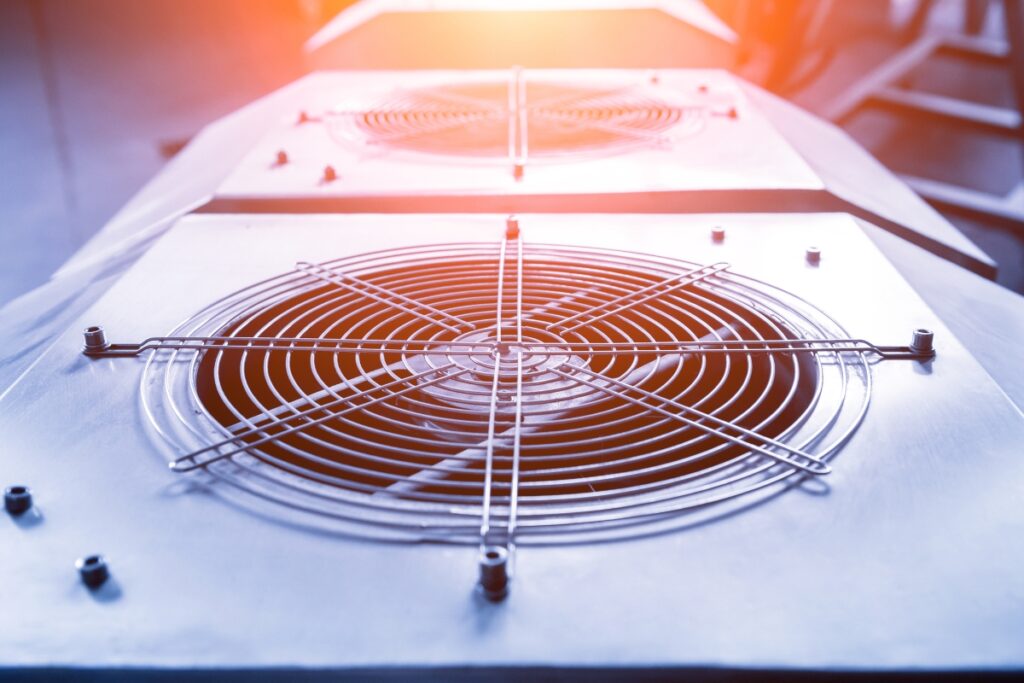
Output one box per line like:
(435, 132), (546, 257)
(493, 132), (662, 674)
(2, 213), (1022, 671)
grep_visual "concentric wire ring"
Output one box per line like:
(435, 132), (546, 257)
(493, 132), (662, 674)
(324, 79), (711, 161)
(141, 242), (870, 543)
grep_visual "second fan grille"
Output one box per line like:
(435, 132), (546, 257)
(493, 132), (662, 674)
(327, 78), (710, 160)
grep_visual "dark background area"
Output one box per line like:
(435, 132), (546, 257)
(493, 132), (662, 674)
(1, 0), (1021, 307)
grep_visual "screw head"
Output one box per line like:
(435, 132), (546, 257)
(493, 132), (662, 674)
(322, 165), (338, 183)
(76, 555), (110, 589)
(4, 486), (32, 515)
(805, 247), (821, 265)
(512, 163), (524, 180)
(727, 106), (739, 119)
(505, 216), (520, 240)
(711, 226), (725, 243)
(297, 110), (311, 124)
(275, 150), (288, 165)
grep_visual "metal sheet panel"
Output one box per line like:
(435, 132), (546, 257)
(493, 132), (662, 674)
(213, 69), (822, 202)
(859, 221), (1024, 410)
(740, 81), (996, 279)
(2, 213), (1022, 672)
(202, 69), (992, 278)
(303, 0), (736, 71)
(305, 0), (737, 54)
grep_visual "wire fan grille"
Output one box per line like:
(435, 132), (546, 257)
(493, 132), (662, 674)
(142, 242), (870, 543)
(326, 79), (711, 160)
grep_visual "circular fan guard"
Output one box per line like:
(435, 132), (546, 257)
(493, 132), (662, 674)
(325, 80), (708, 160)
(142, 243), (870, 543)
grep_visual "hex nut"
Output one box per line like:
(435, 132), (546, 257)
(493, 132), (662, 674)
(83, 326), (108, 354)
(478, 545), (510, 601)
(4, 486), (32, 515)
(911, 328), (935, 355)
(76, 555), (110, 589)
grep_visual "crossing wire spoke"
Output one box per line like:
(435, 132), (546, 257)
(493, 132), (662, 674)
(74, 236), (930, 542)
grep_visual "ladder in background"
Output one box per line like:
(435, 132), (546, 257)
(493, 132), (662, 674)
(824, 0), (1024, 231)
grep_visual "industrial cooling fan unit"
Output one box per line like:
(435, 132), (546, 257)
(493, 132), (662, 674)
(4, 213), (1023, 672)
(84, 220), (929, 551)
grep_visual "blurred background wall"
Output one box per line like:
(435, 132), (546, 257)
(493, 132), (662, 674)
(1, 0), (1021, 307)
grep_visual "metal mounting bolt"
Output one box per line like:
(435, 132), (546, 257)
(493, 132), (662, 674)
(297, 110), (312, 124)
(513, 163), (524, 180)
(4, 486), (32, 515)
(505, 216), (520, 240)
(805, 247), (821, 265)
(76, 555), (110, 589)
(322, 165), (338, 183)
(727, 106), (739, 119)
(478, 545), (509, 601)
(83, 326), (108, 354)
(711, 226), (725, 243)
(910, 328), (934, 355)
(275, 150), (288, 165)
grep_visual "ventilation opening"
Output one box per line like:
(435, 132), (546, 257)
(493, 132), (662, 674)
(332, 80), (703, 158)
(195, 253), (819, 504)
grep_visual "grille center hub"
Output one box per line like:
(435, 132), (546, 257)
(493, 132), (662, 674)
(447, 327), (574, 382)
(414, 326), (586, 412)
